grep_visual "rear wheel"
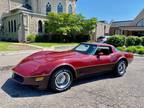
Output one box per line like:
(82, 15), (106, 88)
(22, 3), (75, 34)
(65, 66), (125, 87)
(49, 68), (73, 92)
(114, 60), (127, 77)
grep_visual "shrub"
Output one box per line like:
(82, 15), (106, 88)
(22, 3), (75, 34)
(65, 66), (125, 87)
(26, 34), (36, 43)
(126, 36), (136, 46)
(126, 36), (142, 46)
(106, 35), (126, 47)
(137, 48), (144, 54)
(135, 37), (142, 46)
(75, 34), (90, 42)
(51, 35), (64, 42)
(35, 35), (49, 42)
(117, 46), (126, 51)
(126, 46), (137, 53)
(141, 37), (144, 46)
(125, 46), (144, 54)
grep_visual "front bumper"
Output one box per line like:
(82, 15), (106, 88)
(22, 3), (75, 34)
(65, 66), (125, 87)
(12, 73), (50, 90)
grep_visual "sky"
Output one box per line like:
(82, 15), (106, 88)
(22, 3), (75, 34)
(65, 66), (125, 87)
(76, 0), (144, 22)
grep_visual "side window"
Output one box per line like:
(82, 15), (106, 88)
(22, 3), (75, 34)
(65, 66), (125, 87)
(95, 46), (112, 55)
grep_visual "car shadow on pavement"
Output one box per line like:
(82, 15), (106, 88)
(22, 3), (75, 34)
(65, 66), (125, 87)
(1, 78), (54, 98)
(73, 72), (116, 87)
(1, 73), (116, 98)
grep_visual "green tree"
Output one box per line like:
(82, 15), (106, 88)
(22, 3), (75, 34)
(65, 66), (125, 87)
(44, 12), (97, 42)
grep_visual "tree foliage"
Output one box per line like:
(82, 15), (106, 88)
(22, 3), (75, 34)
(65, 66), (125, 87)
(44, 12), (97, 42)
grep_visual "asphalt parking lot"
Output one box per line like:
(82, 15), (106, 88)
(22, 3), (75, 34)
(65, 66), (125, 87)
(0, 56), (144, 108)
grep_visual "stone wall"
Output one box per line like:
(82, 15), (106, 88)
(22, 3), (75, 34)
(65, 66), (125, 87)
(1, 12), (20, 41)
(10, 0), (23, 10)
(28, 13), (45, 36)
(0, 0), (9, 24)
(96, 22), (110, 37)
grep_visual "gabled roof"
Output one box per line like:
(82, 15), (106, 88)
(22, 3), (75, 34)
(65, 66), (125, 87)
(10, 6), (32, 13)
(134, 9), (144, 20)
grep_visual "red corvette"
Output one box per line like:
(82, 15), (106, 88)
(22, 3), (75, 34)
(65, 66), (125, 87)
(12, 43), (133, 92)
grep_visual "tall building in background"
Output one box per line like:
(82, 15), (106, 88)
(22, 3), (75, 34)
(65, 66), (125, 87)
(0, 0), (77, 42)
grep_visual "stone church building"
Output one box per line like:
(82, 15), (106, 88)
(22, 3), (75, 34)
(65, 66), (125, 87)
(0, 0), (77, 42)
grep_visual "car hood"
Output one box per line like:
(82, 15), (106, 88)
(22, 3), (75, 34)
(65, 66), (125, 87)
(21, 50), (80, 62)
(12, 50), (83, 77)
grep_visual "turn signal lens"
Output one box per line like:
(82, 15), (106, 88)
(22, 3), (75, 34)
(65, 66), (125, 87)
(35, 77), (44, 81)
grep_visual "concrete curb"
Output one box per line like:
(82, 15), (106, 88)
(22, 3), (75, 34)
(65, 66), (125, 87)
(134, 54), (144, 57)
(0, 50), (42, 56)
(0, 45), (76, 56)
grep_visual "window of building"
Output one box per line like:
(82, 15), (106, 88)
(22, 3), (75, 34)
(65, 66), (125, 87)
(137, 19), (144, 27)
(8, 21), (11, 32)
(38, 20), (43, 33)
(14, 20), (16, 32)
(68, 4), (72, 14)
(104, 25), (106, 35)
(57, 3), (63, 13)
(46, 2), (51, 15)
(11, 20), (13, 32)
(23, 0), (32, 10)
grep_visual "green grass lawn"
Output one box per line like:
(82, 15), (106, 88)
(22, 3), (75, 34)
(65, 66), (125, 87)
(0, 42), (40, 52)
(0, 42), (16, 51)
(30, 42), (78, 47)
(0, 42), (79, 52)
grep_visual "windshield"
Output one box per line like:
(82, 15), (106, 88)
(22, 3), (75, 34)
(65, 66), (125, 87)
(73, 43), (97, 55)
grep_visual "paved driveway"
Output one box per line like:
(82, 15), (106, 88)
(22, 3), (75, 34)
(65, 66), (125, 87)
(0, 57), (144, 108)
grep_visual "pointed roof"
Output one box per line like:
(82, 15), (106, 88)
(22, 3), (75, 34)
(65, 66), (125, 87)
(134, 9), (144, 20)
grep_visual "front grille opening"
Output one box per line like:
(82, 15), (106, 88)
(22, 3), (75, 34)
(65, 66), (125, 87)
(13, 73), (24, 83)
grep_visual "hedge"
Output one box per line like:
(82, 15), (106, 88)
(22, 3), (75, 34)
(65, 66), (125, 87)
(126, 36), (142, 46)
(26, 34), (90, 43)
(107, 35), (144, 47)
(141, 37), (144, 46)
(106, 35), (126, 47)
(117, 46), (144, 54)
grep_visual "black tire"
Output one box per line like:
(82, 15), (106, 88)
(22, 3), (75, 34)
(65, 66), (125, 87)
(49, 68), (73, 92)
(114, 60), (127, 77)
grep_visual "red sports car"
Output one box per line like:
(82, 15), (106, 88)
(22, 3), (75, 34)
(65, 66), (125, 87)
(12, 43), (133, 92)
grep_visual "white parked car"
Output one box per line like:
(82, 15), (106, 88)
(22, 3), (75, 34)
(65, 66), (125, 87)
(97, 36), (111, 43)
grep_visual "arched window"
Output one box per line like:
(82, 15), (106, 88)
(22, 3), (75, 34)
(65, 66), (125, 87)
(57, 3), (63, 13)
(68, 4), (72, 14)
(8, 21), (11, 32)
(14, 20), (16, 32)
(11, 20), (13, 32)
(46, 2), (51, 15)
(137, 19), (144, 27)
(38, 20), (43, 33)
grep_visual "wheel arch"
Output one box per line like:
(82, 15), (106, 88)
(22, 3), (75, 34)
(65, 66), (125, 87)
(117, 57), (128, 66)
(50, 64), (77, 80)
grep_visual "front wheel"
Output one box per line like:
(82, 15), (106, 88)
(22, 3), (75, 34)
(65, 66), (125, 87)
(114, 60), (127, 77)
(49, 68), (73, 92)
